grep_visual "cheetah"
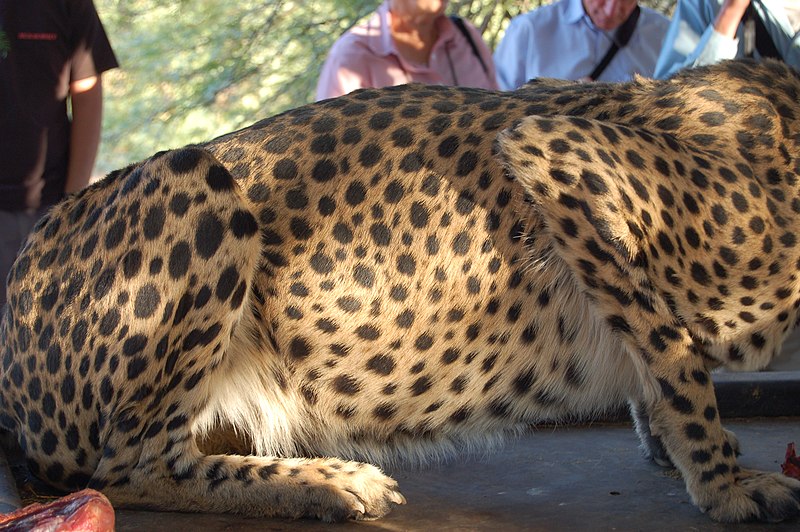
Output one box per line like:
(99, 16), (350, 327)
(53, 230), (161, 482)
(1, 59), (799, 523)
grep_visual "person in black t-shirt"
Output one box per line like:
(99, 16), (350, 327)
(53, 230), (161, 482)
(0, 0), (118, 307)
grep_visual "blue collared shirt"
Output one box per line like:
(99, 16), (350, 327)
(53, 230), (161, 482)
(494, 0), (669, 89)
(654, 0), (800, 79)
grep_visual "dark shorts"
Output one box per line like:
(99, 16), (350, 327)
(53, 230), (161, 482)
(0, 209), (47, 308)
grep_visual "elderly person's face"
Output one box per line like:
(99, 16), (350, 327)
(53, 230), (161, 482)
(390, 0), (448, 19)
(582, 0), (638, 31)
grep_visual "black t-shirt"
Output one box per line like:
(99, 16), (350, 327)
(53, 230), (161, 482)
(0, 0), (118, 211)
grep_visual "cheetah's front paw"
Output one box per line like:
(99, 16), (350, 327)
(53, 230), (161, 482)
(704, 470), (800, 523)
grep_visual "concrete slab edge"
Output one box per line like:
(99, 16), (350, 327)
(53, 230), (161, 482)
(714, 370), (800, 418)
(0, 442), (21, 513)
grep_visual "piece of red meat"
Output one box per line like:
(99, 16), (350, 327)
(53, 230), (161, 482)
(782, 442), (800, 480)
(0, 489), (114, 532)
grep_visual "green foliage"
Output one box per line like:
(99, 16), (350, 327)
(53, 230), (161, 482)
(94, 0), (674, 174)
(97, 0), (375, 171)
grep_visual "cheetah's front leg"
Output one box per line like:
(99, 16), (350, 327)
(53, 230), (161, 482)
(630, 399), (741, 469)
(497, 115), (800, 522)
(640, 334), (799, 522)
(629, 401), (672, 467)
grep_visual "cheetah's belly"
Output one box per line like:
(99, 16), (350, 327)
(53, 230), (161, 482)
(212, 242), (643, 465)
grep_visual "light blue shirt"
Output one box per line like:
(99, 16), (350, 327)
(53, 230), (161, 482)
(494, 0), (670, 89)
(654, 0), (800, 79)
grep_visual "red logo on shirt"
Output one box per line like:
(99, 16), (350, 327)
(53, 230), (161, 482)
(18, 32), (58, 41)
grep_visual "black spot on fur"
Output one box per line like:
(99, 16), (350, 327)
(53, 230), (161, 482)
(195, 212), (224, 259)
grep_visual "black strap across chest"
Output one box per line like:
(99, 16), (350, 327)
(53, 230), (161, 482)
(588, 5), (641, 81)
(449, 15), (489, 75)
(744, 3), (782, 60)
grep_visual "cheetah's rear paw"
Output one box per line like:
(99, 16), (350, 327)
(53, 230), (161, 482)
(305, 460), (406, 522)
(705, 470), (800, 523)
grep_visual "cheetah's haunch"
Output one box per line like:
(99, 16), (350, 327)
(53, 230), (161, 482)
(1, 59), (799, 522)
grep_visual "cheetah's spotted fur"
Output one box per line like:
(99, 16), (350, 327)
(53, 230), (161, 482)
(1, 59), (799, 522)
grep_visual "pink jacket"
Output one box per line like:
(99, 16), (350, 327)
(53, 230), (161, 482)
(316, 2), (499, 101)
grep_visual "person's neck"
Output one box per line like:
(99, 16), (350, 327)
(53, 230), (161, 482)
(785, 3), (800, 34)
(391, 12), (440, 65)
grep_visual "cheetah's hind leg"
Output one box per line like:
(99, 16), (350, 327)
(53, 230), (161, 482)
(62, 147), (404, 520)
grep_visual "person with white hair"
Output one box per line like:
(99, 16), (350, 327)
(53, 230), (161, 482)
(494, 0), (669, 88)
(316, 0), (498, 100)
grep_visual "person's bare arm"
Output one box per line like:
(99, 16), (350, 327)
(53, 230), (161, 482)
(65, 73), (103, 194)
(714, 0), (750, 38)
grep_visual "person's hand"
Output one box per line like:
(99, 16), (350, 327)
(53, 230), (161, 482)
(23, 133), (47, 213)
(24, 174), (45, 213)
(715, 0), (751, 38)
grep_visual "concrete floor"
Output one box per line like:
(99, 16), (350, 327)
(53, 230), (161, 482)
(109, 419), (799, 531)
